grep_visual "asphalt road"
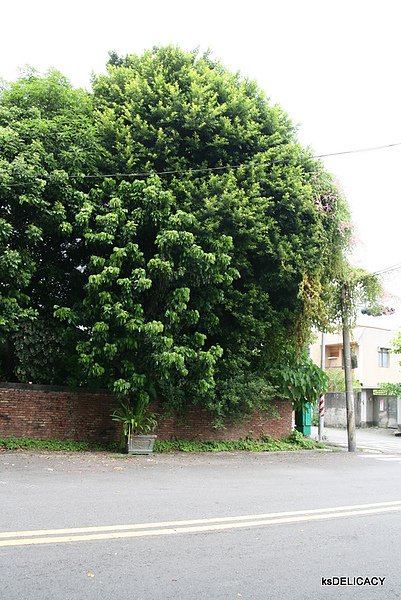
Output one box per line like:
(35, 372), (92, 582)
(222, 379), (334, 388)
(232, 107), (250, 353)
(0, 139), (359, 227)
(1, 448), (401, 599)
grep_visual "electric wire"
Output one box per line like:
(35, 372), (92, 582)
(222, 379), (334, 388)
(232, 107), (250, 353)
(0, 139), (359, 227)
(373, 263), (401, 276)
(1, 141), (401, 186)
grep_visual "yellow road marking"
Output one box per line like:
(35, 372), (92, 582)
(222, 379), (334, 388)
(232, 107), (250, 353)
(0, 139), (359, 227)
(1, 501), (401, 547)
(1, 500), (400, 539)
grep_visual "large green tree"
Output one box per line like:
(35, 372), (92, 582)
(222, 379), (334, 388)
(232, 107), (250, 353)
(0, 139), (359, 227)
(86, 47), (350, 416)
(1, 49), (350, 420)
(0, 69), (100, 383)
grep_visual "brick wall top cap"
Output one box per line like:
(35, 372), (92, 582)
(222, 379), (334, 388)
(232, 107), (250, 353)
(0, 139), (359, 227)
(0, 382), (111, 395)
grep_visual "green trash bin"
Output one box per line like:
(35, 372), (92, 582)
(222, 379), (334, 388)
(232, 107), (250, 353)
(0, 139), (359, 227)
(295, 402), (313, 436)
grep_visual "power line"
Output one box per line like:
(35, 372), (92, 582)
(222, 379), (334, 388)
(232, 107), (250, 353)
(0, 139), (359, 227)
(70, 141), (401, 180)
(1, 141), (401, 185)
(373, 263), (401, 276)
(315, 141), (401, 160)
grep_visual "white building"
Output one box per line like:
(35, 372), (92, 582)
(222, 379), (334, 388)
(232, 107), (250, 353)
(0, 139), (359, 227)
(310, 311), (401, 428)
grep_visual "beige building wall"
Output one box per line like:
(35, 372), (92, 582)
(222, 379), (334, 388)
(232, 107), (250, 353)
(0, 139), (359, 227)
(310, 325), (401, 389)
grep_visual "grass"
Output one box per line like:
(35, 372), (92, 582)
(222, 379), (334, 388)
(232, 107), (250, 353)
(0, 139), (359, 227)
(0, 437), (119, 452)
(0, 430), (326, 453)
(154, 431), (326, 453)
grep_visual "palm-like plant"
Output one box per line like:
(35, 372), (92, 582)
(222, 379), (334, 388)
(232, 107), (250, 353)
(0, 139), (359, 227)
(112, 398), (157, 438)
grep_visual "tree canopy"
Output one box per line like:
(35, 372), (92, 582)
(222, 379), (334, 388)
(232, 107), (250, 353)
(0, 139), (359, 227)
(0, 48), (351, 419)
(0, 69), (102, 383)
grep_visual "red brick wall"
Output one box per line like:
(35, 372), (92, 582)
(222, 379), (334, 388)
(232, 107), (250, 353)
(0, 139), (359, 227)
(0, 384), (292, 443)
(0, 384), (120, 443)
(154, 402), (292, 441)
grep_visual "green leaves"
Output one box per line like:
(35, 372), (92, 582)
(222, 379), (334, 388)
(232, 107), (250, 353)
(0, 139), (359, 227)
(377, 382), (401, 397)
(111, 398), (157, 437)
(1, 49), (351, 421)
(269, 353), (329, 409)
(65, 175), (234, 407)
(0, 69), (100, 382)
(9, 317), (82, 385)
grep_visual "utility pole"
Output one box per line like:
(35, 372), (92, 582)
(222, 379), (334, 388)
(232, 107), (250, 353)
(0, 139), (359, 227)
(341, 283), (356, 452)
(318, 332), (325, 441)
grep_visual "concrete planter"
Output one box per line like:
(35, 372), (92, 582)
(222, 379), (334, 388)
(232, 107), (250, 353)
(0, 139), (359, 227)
(127, 434), (157, 455)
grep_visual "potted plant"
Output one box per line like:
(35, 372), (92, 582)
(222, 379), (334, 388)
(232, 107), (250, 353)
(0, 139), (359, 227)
(112, 397), (158, 455)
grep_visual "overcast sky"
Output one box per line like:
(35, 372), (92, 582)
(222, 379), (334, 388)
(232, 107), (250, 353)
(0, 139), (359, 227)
(2, 0), (401, 303)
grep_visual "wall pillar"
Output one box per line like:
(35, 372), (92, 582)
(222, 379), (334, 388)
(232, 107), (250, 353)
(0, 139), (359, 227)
(360, 389), (368, 428)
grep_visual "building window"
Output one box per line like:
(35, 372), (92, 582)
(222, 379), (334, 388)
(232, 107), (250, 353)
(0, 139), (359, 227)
(378, 348), (390, 368)
(325, 345), (342, 369)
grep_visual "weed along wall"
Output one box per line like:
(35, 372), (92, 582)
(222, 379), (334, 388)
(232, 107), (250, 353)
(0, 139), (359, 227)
(0, 384), (292, 444)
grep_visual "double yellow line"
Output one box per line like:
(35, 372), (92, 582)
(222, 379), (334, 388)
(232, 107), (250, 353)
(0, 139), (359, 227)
(1, 500), (401, 548)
